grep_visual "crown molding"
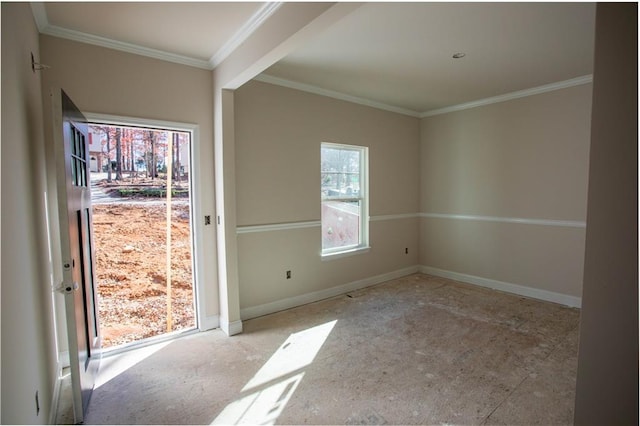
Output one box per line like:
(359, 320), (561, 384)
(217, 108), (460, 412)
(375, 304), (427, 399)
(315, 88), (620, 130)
(32, 2), (282, 71)
(40, 24), (212, 70)
(255, 74), (422, 117)
(420, 75), (594, 118)
(255, 74), (593, 119)
(209, 2), (283, 69)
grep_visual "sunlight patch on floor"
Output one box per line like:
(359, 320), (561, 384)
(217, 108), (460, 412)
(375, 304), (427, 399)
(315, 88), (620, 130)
(212, 373), (305, 425)
(212, 320), (337, 425)
(94, 340), (172, 389)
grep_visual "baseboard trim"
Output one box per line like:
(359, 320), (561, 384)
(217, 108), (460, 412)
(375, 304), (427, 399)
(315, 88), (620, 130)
(219, 317), (243, 336)
(49, 362), (63, 425)
(49, 350), (72, 424)
(199, 314), (219, 331)
(241, 265), (420, 320)
(229, 320), (244, 335)
(419, 265), (582, 308)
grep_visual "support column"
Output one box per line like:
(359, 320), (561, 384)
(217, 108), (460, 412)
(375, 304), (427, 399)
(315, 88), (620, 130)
(212, 3), (361, 336)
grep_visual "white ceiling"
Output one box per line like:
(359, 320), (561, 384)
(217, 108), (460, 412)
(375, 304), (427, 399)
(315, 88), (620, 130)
(264, 2), (596, 114)
(32, 2), (596, 116)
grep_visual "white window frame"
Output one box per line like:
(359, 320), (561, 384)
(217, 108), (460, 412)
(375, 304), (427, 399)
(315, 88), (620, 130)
(321, 142), (369, 259)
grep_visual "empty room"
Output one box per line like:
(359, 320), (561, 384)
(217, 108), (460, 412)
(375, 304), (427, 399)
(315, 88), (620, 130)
(1, 2), (637, 425)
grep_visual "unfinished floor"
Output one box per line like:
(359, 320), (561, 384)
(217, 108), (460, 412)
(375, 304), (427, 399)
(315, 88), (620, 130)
(58, 273), (580, 425)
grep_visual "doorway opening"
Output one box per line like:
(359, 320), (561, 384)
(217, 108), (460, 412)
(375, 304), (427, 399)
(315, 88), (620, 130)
(88, 122), (197, 349)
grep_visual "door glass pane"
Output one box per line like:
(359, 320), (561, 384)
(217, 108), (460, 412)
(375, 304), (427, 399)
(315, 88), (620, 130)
(75, 210), (92, 359)
(71, 155), (77, 186)
(83, 208), (99, 340)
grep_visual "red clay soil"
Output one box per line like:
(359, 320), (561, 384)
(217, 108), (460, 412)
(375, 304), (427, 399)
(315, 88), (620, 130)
(92, 203), (195, 348)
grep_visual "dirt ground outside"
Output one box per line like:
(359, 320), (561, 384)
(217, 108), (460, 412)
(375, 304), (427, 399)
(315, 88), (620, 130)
(92, 189), (195, 348)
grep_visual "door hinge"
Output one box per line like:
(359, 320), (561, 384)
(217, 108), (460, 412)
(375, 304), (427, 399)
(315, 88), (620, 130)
(54, 282), (78, 294)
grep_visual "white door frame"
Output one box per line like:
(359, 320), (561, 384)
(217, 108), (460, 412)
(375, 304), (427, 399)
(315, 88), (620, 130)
(83, 112), (212, 334)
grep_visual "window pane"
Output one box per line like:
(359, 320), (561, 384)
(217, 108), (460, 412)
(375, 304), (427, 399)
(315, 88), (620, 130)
(321, 147), (360, 199)
(321, 200), (361, 250)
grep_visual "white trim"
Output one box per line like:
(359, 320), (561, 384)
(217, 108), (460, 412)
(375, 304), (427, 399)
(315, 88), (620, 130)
(30, 2), (48, 32)
(229, 320), (244, 335)
(84, 112), (198, 131)
(420, 266), (581, 308)
(50, 348), (72, 424)
(83, 113), (211, 338)
(33, 2), (284, 71)
(321, 246), (370, 261)
(49, 357), (66, 425)
(255, 74), (422, 117)
(233, 210), (589, 236)
(40, 25), (212, 70)
(321, 142), (370, 257)
(199, 315), (219, 331)
(99, 329), (199, 358)
(209, 2), (283, 68)
(219, 318), (243, 336)
(254, 74), (593, 119)
(420, 75), (593, 118)
(50, 377), (61, 425)
(236, 214), (420, 234)
(419, 212), (586, 228)
(240, 266), (419, 320)
(237, 220), (321, 234)
(370, 213), (419, 221)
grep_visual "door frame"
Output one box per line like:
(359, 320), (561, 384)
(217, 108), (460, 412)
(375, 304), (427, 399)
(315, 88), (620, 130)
(83, 112), (211, 334)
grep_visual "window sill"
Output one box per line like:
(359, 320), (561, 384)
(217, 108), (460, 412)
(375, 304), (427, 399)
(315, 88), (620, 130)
(321, 246), (370, 261)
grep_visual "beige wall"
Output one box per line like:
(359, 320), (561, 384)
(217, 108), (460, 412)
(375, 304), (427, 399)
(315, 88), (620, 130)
(575, 4), (638, 423)
(234, 79), (593, 310)
(234, 81), (420, 312)
(40, 36), (213, 125)
(419, 84), (592, 299)
(1, 3), (57, 423)
(38, 35), (220, 325)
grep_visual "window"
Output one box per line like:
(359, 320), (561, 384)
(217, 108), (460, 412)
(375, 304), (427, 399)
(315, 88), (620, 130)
(321, 143), (369, 256)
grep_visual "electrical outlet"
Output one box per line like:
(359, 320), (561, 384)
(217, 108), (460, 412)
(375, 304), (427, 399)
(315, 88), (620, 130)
(204, 215), (211, 225)
(35, 390), (40, 416)
(286, 270), (291, 279)
(405, 247), (409, 254)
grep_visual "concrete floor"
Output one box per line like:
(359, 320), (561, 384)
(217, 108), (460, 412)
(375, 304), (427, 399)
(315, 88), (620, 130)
(57, 273), (580, 425)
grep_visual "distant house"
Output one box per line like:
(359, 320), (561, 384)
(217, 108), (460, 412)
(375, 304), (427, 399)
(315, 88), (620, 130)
(88, 132), (103, 172)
